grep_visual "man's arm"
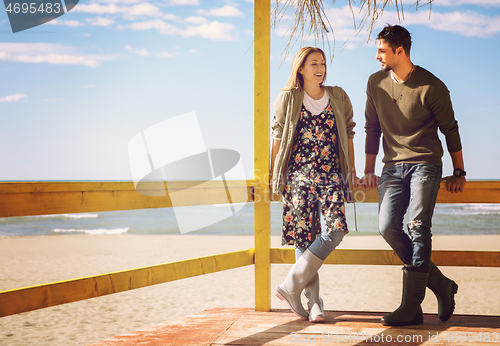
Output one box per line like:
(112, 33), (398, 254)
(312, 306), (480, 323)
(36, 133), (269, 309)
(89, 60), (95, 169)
(362, 76), (381, 189)
(361, 153), (380, 189)
(444, 150), (466, 193)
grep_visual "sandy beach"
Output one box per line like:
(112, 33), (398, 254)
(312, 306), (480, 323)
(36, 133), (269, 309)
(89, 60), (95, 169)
(0, 234), (499, 346)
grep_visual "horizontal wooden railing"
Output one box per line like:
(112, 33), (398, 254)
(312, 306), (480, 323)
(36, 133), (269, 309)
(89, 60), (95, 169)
(0, 180), (499, 318)
(2, 180), (500, 218)
(0, 180), (255, 217)
(271, 249), (500, 267)
(0, 249), (255, 318)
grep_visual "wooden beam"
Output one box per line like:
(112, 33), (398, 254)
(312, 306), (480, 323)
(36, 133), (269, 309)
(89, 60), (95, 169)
(352, 180), (500, 204)
(0, 180), (255, 217)
(270, 248), (500, 267)
(2, 180), (498, 218)
(0, 249), (255, 318)
(254, 0), (271, 313)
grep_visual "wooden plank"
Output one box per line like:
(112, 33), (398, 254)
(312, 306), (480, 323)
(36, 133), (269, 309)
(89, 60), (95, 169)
(89, 308), (251, 346)
(254, 0), (271, 313)
(0, 180), (254, 217)
(0, 249), (254, 318)
(270, 248), (500, 267)
(89, 308), (500, 346)
(210, 310), (500, 345)
(352, 180), (500, 204)
(1, 180), (499, 217)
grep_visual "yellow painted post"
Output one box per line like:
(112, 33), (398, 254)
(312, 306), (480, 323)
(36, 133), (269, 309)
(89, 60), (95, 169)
(254, 0), (271, 312)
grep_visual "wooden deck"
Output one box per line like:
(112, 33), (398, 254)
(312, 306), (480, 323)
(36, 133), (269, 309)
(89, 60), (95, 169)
(90, 308), (500, 345)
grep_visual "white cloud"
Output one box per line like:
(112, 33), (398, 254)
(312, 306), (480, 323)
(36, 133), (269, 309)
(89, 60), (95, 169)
(95, 0), (142, 4)
(184, 21), (238, 40)
(130, 19), (238, 40)
(128, 3), (160, 16)
(0, 43), (114, 67)
(158, 51), (175, 58)
(167, 0), (199, 5)
(48, 19), (85, 27)
(189, 48), (200, 54)
(68, 1), (241, 41)
(425, 10), (500, 37)
(125, 44), (150, 56)
(41, 98), (65, 102)
(196, 5), (244, 17)
(435, 0), (500, 6)
(370, 7), (500, 38)
(74, 2), (179, 21)
(0, 94), (27, 102)
(87, 17), (115, 26)
(184, 16), (208, 24)
(322, 5), (500, 44)
(129, 20), (181, 35)
(73, 3), (122, 14)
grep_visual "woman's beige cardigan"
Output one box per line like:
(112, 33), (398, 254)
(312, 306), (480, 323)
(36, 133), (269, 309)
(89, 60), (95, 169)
(271, 86), (356, 201)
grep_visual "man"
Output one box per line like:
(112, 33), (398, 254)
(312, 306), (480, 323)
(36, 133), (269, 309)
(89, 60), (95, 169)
(361, 24), (466, 326)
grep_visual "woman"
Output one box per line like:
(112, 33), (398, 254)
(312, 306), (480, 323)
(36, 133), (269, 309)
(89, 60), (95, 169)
(270, 47), (357, 322)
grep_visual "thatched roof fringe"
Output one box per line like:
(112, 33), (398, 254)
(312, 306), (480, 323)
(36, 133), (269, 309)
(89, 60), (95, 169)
(272, 0), (434, 60)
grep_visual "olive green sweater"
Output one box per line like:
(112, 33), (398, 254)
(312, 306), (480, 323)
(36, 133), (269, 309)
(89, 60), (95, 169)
(365, 66), (462, 167)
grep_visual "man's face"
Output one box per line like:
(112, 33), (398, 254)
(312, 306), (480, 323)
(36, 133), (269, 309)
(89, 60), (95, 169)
(376, 39), (398, 71)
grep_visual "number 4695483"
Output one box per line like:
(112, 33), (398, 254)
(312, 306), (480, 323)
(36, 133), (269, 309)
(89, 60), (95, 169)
(5, 2), (62, 14)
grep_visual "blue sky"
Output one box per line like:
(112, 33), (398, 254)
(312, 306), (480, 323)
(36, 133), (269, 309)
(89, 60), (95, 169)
(0, 0), (499, 181)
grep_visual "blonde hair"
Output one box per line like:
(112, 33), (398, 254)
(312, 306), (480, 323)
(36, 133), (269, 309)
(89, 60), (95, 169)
(282, 47), (327, 91)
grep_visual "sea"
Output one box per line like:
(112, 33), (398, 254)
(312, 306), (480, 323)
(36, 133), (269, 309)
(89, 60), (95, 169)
(1, 202), (499, 237)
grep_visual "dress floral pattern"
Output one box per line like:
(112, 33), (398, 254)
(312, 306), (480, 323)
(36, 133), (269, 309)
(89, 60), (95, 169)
(281, 103), (349, 248)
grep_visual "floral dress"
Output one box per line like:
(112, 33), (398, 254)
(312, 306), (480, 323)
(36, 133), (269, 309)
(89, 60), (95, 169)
(281, 103), (349, 248)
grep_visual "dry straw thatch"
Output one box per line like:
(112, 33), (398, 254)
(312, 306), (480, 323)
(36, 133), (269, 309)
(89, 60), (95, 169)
(272, 0), (434, 59)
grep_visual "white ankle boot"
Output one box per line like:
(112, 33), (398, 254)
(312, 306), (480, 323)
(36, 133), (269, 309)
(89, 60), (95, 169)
(275, 249), (324, 319)
(304, 273), (325, 322)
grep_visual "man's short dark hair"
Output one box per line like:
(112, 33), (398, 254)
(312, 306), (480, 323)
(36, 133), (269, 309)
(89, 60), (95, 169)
(377, 24), (412, 55)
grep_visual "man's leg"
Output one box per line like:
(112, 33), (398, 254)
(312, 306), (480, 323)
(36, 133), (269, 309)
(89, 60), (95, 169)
(378, 165), (413, 265)
(407, 164), (458, 321)
(379, 164), (430, 326)
(406, 164), (442, 267)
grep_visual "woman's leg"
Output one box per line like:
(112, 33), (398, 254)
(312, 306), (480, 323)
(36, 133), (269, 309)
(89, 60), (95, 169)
(276, 177), (323, 319)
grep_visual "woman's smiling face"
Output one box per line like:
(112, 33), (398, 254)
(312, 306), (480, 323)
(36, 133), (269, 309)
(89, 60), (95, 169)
(298, 52), (326, 86)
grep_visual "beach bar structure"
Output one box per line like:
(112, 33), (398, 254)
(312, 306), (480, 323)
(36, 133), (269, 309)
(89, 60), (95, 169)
(1, 1), (500, 344)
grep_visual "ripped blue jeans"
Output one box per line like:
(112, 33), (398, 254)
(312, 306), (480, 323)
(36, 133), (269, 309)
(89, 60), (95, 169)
(378, 163), (442, 267)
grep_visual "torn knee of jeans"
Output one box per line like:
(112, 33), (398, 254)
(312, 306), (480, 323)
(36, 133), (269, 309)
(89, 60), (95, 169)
(408, 220), (423, 229)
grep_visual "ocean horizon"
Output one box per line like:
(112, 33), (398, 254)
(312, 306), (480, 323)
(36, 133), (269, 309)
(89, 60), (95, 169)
(1, 202), (499, 237)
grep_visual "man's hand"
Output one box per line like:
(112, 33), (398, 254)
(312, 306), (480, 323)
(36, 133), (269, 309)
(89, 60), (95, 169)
(359, 173), (380, 189)
(443, 176), (466, 193)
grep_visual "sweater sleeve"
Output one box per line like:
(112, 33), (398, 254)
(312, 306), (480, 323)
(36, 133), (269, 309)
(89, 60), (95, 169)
(427, 82), (462, 153)
(271, 91), (289, 140)
(364, 76), (382, 155)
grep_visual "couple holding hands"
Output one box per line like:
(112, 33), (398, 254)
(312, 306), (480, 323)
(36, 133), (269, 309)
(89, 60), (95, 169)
(270, 24), (466, 326)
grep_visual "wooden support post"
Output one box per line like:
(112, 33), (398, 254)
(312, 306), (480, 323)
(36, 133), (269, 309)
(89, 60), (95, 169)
(254, 0), (271, 312)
